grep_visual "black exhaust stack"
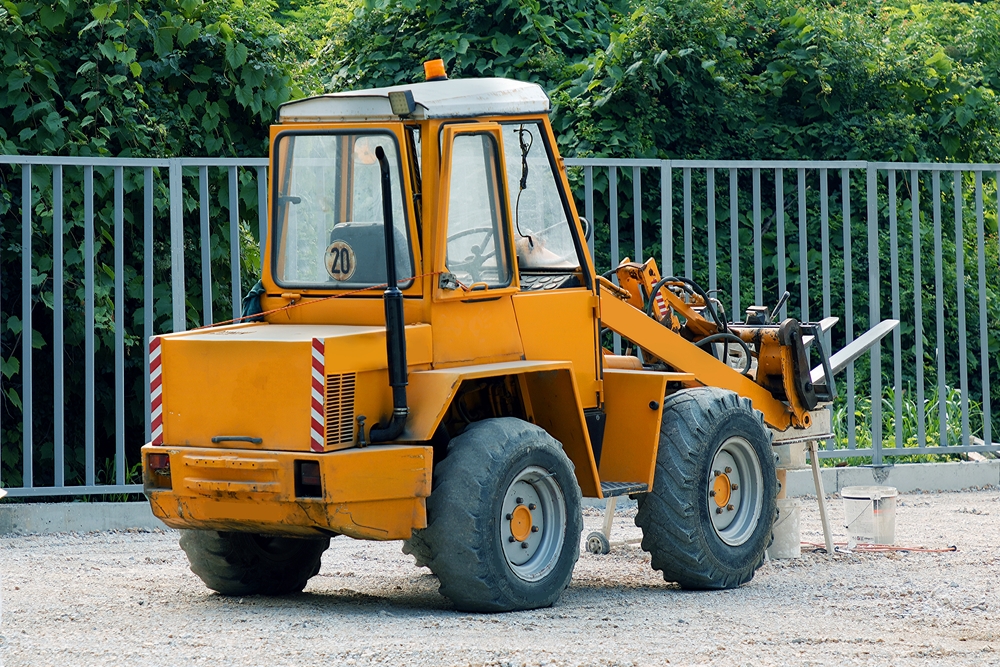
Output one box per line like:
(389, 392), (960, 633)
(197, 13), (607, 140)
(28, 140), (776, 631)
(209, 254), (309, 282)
(369, 146), (409, 443)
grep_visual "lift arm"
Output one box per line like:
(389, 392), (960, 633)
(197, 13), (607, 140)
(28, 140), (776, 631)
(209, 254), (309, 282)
(599, 283), (797, 430)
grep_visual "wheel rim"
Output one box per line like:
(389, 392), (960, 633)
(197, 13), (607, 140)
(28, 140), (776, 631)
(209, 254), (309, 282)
(499, 465), (567, 582)
(707, 436), (764, 546)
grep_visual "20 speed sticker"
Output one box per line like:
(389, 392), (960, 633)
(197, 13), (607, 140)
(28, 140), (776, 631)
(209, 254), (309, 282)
(325, 241), (357, 281)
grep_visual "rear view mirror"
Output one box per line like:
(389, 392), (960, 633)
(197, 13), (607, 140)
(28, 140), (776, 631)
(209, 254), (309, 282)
(579, 216), (592, 242)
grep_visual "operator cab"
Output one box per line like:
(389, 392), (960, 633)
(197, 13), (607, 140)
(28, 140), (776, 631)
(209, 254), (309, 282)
(272, 73), (591, 299)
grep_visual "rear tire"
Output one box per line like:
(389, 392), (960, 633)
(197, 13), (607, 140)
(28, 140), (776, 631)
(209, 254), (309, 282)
(179, 530), (330, 596)
(406, 418), (582, 612)
(635, 387), (776, 589)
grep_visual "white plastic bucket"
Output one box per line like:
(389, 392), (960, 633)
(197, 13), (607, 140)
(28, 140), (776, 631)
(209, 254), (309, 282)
(766, 498), (801, 559)
(842, 485), (897, 545)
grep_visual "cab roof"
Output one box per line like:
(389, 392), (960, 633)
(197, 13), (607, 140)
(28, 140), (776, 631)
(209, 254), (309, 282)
(277, 78), (550, 122)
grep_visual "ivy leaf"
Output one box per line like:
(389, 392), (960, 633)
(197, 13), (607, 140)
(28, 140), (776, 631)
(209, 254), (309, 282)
(154, 27), (174, 57)
(178, 23), (200, 48)
(190, 64), (213, 83)
(90, 3), (117, 21)
(234, 83), (252, 108)
(6, 388), (22, 411)
(129, 62), (142, 77)
(97, 40), (117, 62)
(39, 5), (66, 28)
(226, 42), (248, 69)
(1, 355), (19, 379)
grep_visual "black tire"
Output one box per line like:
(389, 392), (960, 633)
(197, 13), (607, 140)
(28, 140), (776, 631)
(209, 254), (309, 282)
(179, 530), (330, 596)
(400, 529), (432, 568)
(635, 387), (776, 590)
(405, 417), (583, 612)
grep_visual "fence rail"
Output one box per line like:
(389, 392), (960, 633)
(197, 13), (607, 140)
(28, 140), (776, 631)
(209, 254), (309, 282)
(1, 155), (998, 499)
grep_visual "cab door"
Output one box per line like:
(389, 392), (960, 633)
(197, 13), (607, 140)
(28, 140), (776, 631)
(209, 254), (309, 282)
(500, 120), (602, 410)
(431, 123), (525, 366)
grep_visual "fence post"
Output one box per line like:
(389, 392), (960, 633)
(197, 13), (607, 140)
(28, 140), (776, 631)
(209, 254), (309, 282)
(21, 164), (32, 489)
(169, 158), (186, 332)
(867, 165), (883, 466)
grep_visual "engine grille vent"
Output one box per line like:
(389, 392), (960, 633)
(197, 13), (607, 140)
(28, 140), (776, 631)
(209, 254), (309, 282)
(325, 373), (356, 446)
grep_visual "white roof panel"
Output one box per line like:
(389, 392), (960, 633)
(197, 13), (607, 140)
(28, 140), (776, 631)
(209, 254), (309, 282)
(278, 78), (549, 122)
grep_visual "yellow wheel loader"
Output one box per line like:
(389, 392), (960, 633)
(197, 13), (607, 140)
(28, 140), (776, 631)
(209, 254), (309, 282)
(142, 60), (895, 612)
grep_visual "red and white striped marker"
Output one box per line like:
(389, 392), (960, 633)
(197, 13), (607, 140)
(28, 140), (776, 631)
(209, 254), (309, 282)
(310, 338), (325, 452)
(150, 337), (164, 445)
(654, 290), (669, 319)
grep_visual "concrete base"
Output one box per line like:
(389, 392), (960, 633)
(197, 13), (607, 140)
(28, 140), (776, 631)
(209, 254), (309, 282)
(0, 502), (167, 535)
(1, 461), (997, 535)
(784, 460), (1000, 497)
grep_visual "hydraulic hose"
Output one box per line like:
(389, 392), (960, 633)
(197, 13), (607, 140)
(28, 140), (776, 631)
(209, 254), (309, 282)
(693, 332), (753, 376)
(644, 276), (726, 333)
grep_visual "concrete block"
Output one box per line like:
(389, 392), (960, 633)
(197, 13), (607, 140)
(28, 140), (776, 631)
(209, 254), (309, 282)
(0, 502), (167, 535)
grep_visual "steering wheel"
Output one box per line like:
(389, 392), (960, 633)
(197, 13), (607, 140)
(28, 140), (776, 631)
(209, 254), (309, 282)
(446, 226), (496, 284)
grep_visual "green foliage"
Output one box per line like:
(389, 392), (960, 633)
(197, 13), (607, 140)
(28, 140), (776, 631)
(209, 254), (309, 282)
(320, 0), (625, 93)
(557, 0), (1000, 162)
(0, 0), (295, 489)
(0, 0), (300, 157)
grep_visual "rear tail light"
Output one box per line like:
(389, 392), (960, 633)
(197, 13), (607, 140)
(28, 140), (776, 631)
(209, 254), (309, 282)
(295, 460), (323, 498)
(148, 454), (169, 471)
(146, 453), (172, 490)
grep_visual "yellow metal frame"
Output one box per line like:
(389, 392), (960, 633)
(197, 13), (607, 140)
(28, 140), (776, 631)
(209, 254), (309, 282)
(403, 360), (601, 497)
(144, 443), (432, 540)
(599, 369), (670, 488)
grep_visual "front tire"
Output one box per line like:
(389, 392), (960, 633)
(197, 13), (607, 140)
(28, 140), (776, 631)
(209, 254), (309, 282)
(635, 387), (776, 589)
(405, 418), (583, 612)
(179, 530), (330, 596)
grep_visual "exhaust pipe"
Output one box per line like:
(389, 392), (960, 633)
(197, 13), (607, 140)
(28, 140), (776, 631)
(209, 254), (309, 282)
(369, 146), (409, 443)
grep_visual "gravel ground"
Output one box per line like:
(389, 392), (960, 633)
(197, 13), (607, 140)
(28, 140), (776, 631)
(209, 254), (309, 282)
(2, 489), (998, 667)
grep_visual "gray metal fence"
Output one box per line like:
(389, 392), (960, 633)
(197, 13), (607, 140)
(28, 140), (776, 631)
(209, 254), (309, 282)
(567, 158), (1000, 463)
(0, 156), (267, 498)
(1, 156), (998, 499)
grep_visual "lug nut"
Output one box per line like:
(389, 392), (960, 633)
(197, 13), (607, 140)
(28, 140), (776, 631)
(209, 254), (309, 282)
(506, 513), (512, 520)
(731, 483), (739, 491)
(516, 497), (523, 504)
(727, 504), (735, 511)
(520, 542), (529, 549)
(528, 503), (536, 510)
(713, 470), (721, 477)
(531, 526), (539, 533)
(709, 490), (716, 497)
(508, 536), (516, 543)
(725, 466), (733, 474)
(715, 507), (723, 514)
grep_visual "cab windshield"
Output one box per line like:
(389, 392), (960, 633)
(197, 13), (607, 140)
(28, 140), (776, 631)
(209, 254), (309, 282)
(272, 132), (413, 289)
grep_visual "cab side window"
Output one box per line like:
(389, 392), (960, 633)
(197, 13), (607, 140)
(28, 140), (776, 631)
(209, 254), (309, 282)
(444, 133), (512, 287)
